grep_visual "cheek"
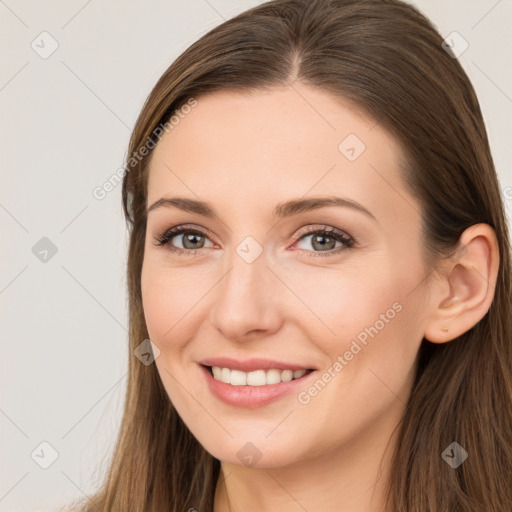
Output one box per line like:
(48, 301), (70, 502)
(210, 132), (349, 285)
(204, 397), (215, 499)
(318, 292), (409, 376)
(141, 260), (224, 357)
(141, 266), (201, 410)
(141, 263), (197, 346)
(299, 261), (422, 382)
(329, 296), (424, 419)
(141, 267), (169, 338)
(280, 261), (399, 345)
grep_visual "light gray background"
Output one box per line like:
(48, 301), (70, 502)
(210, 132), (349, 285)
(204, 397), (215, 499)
(1, 1), (511, 510)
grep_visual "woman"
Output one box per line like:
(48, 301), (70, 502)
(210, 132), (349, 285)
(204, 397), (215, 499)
(64, 0), (512, 510)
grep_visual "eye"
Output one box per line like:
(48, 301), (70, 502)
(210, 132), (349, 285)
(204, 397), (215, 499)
(292, 226), (356, 256)
(152, 225), (215, 256)
(152, 224), (356, 257)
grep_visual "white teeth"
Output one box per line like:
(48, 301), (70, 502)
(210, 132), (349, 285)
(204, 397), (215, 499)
(281, 369), (293, 382)
(246, 369), (266, 386)
(220, 367), (231, 384)
(230, 369), (247, 386)
(266, 369), (282, 385)
(211, 366), (310, 386)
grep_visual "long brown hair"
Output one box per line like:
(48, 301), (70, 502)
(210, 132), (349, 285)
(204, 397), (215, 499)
(63, 0), (512, 510)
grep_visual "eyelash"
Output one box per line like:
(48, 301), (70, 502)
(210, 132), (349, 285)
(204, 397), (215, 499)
(152, 224), (356, 257)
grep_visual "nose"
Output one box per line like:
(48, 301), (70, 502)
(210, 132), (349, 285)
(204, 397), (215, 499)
(208, 245), (283, 341)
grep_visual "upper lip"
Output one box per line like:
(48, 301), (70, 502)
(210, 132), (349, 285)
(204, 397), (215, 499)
(200, 357), (315, 372)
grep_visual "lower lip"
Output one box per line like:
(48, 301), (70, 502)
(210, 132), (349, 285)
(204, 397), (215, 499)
(199, 364), (317, 409)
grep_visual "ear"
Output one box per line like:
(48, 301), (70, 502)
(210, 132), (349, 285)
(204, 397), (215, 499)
(423, 223), (500, 344)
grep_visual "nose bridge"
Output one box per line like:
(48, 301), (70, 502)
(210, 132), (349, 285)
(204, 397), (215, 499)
(209, 236), (281, 339)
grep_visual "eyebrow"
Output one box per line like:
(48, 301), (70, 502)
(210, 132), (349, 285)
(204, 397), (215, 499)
(146, 195), (376, 222)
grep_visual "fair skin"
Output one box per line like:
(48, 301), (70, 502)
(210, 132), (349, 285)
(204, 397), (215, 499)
(140, 83), (499, 512)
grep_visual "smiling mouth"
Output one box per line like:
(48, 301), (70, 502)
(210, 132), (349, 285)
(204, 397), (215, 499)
(204, 365), (315, 386)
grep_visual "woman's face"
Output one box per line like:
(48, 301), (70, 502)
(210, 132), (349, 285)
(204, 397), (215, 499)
(141, 84), (432, 468)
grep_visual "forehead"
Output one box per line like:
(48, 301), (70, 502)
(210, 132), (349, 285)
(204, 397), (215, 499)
(147, 84), (408, 215)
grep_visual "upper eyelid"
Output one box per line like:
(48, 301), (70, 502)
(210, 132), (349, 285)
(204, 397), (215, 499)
(158, 223), (349, 236)
(159, 223), (215, 239)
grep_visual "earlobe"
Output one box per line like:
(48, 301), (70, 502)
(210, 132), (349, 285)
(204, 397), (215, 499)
(423, 223), (499, 344)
